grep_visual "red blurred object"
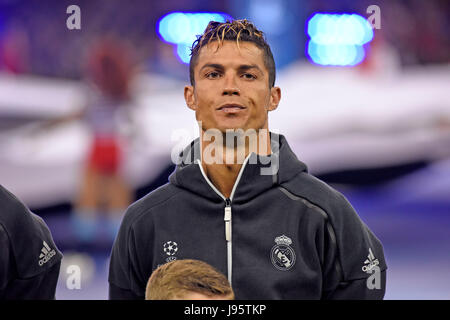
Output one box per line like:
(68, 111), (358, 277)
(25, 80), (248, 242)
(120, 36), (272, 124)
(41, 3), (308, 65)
(88, 136), (122, 174)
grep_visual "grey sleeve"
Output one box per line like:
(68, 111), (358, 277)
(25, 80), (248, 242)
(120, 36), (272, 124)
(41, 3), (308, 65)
(321, 193), (387, 300)
(0, 224), (12, 297)
(108, 213), (146, 300)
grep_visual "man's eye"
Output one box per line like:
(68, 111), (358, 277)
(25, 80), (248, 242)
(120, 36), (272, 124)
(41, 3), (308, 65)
(206, 72), (220, 79)
(242, 73), (256, 80)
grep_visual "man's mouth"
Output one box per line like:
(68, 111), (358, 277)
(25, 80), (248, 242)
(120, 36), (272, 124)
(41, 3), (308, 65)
(216, 104), (246, 113)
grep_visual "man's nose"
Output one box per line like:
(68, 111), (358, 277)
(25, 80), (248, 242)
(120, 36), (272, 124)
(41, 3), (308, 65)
(222, 87), (240, 96)
(222, 75), (240, 96)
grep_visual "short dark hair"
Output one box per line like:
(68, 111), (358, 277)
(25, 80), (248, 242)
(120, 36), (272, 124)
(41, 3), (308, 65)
(189, 19), (276, 88)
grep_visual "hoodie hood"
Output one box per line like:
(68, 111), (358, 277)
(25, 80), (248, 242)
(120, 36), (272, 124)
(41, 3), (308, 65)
(168, 133), (308, 204)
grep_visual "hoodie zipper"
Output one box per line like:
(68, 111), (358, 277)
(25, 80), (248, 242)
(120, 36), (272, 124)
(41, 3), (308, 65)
(196, 155), (251, 286)
(224, 198), (232, 284)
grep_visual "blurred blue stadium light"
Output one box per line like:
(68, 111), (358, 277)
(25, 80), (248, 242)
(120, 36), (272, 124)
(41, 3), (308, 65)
(248, 0), (285, 35)
(306, 13), (373, 66)
(157, 12), (233, 64)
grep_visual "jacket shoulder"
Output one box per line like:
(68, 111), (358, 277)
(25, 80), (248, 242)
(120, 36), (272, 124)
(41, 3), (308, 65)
(280, 172), (347, 214)
(279, 173), (387, 281)
(122, 182), (181, 228)
(0, 185), (44, 239)
(0, 185), (28, 226)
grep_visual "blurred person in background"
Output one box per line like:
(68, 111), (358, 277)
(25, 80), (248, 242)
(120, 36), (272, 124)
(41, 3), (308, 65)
(109, 19), (387, 300)
(71, 37), (135, 244)
(0, 184), (62, 299)
(145, 259), (235, 300)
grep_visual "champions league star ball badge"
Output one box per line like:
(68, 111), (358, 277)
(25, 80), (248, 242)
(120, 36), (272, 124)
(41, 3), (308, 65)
(271, 235), (296, 271)
(163, 241), (178, 262)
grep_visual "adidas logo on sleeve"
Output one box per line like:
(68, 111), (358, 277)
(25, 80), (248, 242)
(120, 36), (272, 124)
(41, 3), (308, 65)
(362, 248), (379, 273)
(38, 241), (56, 266)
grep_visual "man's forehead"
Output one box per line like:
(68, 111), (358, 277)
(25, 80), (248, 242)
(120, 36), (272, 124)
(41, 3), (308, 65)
(197, 40), (265, 66)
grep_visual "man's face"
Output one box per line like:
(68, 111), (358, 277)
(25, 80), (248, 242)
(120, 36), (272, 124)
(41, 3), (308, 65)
(184, 40), (281, 133)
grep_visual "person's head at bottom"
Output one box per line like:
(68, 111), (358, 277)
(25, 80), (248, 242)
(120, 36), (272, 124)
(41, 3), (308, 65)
(145, 259), (234, 300)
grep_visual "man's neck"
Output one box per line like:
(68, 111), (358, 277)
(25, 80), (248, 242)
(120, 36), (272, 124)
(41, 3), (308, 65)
(200, 129), (271, 199)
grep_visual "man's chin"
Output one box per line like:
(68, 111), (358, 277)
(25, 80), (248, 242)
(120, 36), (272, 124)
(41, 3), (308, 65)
(202, 127), (271, 141)
(200, 119), (267, 134)
(203, 124), (246, 133)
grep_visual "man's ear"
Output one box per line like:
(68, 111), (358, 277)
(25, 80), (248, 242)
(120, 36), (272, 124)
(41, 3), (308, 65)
(184, 85), (197, 111)
(267, 86), (281, 111)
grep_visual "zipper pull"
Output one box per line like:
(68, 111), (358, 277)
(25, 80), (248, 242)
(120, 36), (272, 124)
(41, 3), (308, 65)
(224, 198), (231, 242)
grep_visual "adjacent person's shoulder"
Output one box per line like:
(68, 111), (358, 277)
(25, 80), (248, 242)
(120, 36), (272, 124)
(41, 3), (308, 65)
(0, 185), (54, 236)
(0, 185), (33, 229)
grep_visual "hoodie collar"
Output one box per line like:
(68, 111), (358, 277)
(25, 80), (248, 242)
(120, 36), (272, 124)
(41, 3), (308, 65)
(168, 133), (308, 204)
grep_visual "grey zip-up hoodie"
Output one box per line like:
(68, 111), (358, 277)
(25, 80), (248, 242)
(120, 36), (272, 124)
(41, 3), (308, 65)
(109, 133), (387, 299)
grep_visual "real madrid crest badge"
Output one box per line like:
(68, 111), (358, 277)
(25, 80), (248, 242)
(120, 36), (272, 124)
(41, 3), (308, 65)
(270, 235), (296, 271)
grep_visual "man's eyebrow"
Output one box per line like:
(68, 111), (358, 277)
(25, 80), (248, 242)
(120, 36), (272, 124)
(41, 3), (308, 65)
(238, 64), (263, 73)
(199, 63), (224, 71)
(199, 63), (263, 73)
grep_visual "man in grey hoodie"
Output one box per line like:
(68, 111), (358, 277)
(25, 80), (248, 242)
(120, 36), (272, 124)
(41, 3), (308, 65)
(109, 19), (387, 300)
